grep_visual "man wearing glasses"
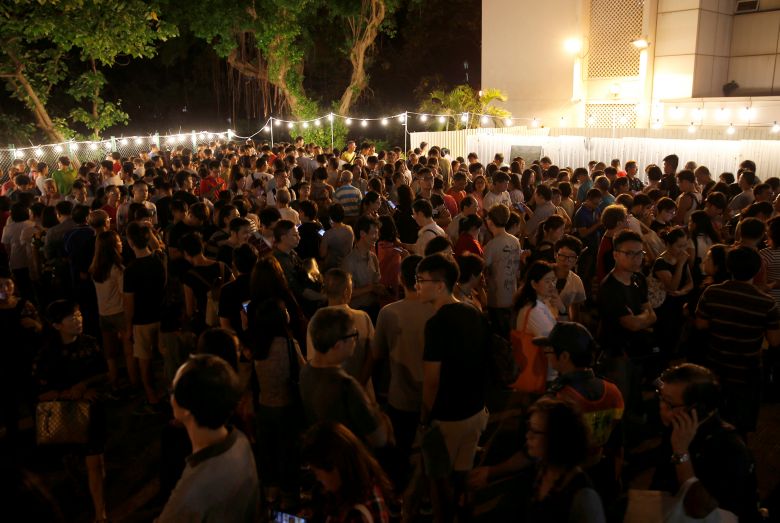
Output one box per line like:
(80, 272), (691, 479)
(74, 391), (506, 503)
(597, 230), (657, 429)
(552, 235), (586, 322)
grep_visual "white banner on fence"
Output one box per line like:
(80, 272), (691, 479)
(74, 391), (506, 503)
(463, 134), (780, 178)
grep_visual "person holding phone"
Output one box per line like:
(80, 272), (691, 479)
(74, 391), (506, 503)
(650, 364), (760, 522)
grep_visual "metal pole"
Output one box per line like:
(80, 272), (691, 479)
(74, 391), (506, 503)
(330, 113), (335, 151)
(404, 112), (408, 154)
(270, 117), (274, 148)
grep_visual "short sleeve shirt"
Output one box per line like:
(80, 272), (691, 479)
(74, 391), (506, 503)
(483, 231), (522, 308)
(123, 254), (166, 325)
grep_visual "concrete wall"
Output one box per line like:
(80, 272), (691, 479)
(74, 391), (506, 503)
(481, 0), (584, 124)
(729, 9), (780, 95)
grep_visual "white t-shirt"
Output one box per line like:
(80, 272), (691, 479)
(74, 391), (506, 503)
(483, 231), (522, 308)
(93, 265), (124, 316)
(556, 271), (586, 320)
(279, 207), (301, 226)
(414, 221), (446, 256)
(482, 190), (512, 212)
(516, 299), (558, 381)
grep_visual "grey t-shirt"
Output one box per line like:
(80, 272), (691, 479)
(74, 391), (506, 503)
(321, 225), (354, 271)
(299, 364), (379, 439)
(483, 231), (522, 308)
(158, 429), (259, 523)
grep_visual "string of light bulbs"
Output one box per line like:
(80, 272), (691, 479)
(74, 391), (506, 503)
(4, 109), (780, 159)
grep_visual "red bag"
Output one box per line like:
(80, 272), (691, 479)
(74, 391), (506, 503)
(509, 308), (548, 394)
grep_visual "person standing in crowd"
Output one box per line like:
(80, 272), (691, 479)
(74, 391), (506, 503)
(695, 246), (780, 437)
(123, 221), (166, 411)
(417, 253), (489, 522)
(552, 235), (587, 322)
(341, 215), (384, 319)
(483, 204), (522, 337)
(158, 355), (259, 522)
(411, 199), (446, 256)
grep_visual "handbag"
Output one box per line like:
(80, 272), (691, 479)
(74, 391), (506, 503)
(36, 400), (91, 445)
(509, 308), (548, 394)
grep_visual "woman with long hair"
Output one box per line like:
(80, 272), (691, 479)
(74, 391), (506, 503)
(90, 230), (137, 392)
(393, 185), (420, 245)
(302, 421), (393, 523)
(687, 209), (719, 286)
(529, 215), (566, 265)
(524, 398), (605, 521)
(375, 216), (406, 303)
(652, 226), (693, 361)
(469, 174), (488, 215)
(248, 255), (308, 344)
(249, 298), (306, 507)
(513, 261), (560, 345)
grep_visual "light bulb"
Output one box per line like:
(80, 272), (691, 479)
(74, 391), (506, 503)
(480, 115), (489, 125)
(381, 118), (388, 126)
(263, 126), (270, 132)
(531, 118), (539, 128)
(35, 148), (43, 157)
(504, 118), (513, 126)
(207, 133), (215, 140)
(327, 114), (334, 122)
(692, 108), (703, 121)
(688, 123), (696, 134)
(134, 138), (143, 146)
(727, 124), (736, 135)
(669, 106), (683, 120)
(120, 138), (128, 146)
(651, 119), (662, 130)
(200, 132), (207, 138)
(772, 122), (780, 133)
(460, 113), (468, 123)
(618, 116), (628, 125)
(587, 115), (596, 126)
(275, 120), (282, 127)
(55, 145), (64, 153)
(302, 122), (309, 128)
(71, 143), (79, 151)
(14, 150), (23, 158)
(287, 122), (293, 129)
(420, 114), (428, 122)
(438, 116), (446, 123)
(716, 108), (729, 121)
(345, 118), (352, 126)
(398, 114), (406, 123)
(361, 120), (368, 127)
(314, 120), (321, 127)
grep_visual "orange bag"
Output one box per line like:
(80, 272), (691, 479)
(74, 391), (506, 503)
(509, 308), (548, 394)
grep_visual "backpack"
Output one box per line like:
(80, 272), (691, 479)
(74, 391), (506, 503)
(189, 263), (227, 327)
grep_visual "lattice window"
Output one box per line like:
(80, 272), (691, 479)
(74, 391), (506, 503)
(587, 0), (643, 78)
(585, 104), (637, 128)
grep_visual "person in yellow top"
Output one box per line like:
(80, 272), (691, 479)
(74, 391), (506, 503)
(340, 141), (357, 165)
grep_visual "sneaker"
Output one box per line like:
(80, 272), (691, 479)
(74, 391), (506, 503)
(132, 401), (165, 416)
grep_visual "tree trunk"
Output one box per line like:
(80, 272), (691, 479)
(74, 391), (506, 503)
(90, 58), (99, 139)
(338, 0), (386, 116)
(5, 52), (65, 143)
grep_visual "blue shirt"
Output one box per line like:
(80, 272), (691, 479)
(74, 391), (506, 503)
(334, 184), (363, 217)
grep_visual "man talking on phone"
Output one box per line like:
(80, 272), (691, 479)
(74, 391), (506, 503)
(651, 363), (760, 522)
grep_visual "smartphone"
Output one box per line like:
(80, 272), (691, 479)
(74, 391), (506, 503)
(242, 300), (250, 313)
(273, 512), (307, 523)
(387, 200), (397, 210)
(318, 229), (325, 237)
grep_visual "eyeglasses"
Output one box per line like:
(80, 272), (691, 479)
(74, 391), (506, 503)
(655, 389), (686, 409)
(615, 249), (646, 258)
(556, 253), (578, 261)
(339, 331), (359, 342)
(415, 277), (442, 284)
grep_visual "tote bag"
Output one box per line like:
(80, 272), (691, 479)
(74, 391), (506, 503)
(509, 308), (548, 394)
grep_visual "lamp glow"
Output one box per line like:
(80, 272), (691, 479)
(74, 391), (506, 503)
(55, 145), (64, 153)
(631, 38), (649, 49)
(314, 120), (321, 127)
(716, 108), (729, 121)
(399, 114), (406, 123)
(437, 116), (446, 124)
(692, 108), (703, 121)
(381, 118), (388, 126)
(651, 119), (662, 130)
(531, 118), (539, 128)
(740, 106), (756, 121)
(669, 106), (683, 120)
(302, 122), (309, 128)
(772, 122), (780, 133)
(328, 114), (334, 122)
(287, 122), (293, 129)
(618, 115), (628, 125)
(263, 126), (270, 132)
(71, 143), (79, 151)
(361, 119), (368, 127)
(688, 123), (696, 134)
(120, 138), (129, 146)
(35, 148), (43, 157)
(275, 120), (283, 127)
(14, 150), (23, 158)
(564, 38), (583, 54)
(480, 115), (489, 125)
(504, 118), (513, 126)
(345, 118), (352, 126)
(727, 124), (736, 135)
(420, 114), (428, 122)
(587, 115), (596, 126)
(134, 138), (143, 146)
(460, 113), (468, 123)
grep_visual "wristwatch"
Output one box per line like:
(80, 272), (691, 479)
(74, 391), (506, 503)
(671, 452), (690, 465)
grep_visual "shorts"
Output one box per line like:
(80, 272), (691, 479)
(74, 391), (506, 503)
(133, 322), (160, 359)
(99, 312), (126, 333)
(435, 407), (489, 472)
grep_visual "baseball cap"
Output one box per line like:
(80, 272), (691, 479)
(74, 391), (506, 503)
(533, 322), (596, 357)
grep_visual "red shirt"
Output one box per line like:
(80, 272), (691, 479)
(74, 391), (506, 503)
(199, 175), (226, 202)
(442, 193), (458, 217)
(454, 233), (484, 258)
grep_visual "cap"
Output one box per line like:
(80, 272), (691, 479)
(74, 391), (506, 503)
(533, 321), (595, 357)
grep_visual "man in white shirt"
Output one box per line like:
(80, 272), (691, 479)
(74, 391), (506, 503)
(552, 235), (586, 322)
(483, 204), (522, 337)
(411, 199), (446, 256)
(101, 160), (123, 188)
(482, 171), (512, 211)
(447, 195), (479, 243)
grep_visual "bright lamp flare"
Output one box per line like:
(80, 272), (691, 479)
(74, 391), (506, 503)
(361, 120), (368, 127)
(120, 138), (129, 146)
(71, 143), (79, 151)
(772, 122), (780, 133)
(263, 126), (270, 132)
(303, 122), (309, 128)
(460, 113), (468, 123)
(504, 118), (512, 126)
(420, 114), (428, 122)
(727, 124), (736, 135)
(314, 120), (321, 127)
(55, 145), (64, 153)
(399, 114), (406, 123)
(563, 38), (582, 54)
(35, 148), (43, 157)
(437, 116), (446, 123)
(14, 150), (23, 158)
(480, 115), (489, 125)
(287, 122), (293, 129)
(688, 123), (696, 134)
(345, 118), (352, 126)
(381, 118), (388, 126)
(531, 118), (539, 128)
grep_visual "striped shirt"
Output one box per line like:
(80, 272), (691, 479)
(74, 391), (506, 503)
(696, 280), (780, 385)
(334, 184), (363, 217)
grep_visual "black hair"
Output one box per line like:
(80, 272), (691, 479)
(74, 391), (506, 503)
(416, 253), (459, 293)
(513, 260), (554, 312)
(554, 234), (583, 256)
(658, 363), (721, 416)
(727, 245), (761, 280)
(196, 328), (239, 371)
(456, 252), (484, 284)
(400, 255), (422, 289)
(173, 354), (241, 429)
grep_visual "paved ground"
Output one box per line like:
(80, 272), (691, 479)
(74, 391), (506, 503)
(4, 384), (780, 522)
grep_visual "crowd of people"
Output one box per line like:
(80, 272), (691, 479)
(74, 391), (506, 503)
(0, 137), (777, 522)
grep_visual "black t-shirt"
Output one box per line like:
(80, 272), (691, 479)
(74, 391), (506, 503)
(182, 262), (231, 320)
(172, 190), (199, 207)
(423, 302), (487, 421)
(598, 272), (651, 355)
(154, 196), (173, 230)
(296, 221), (322, 261)
(395, 207), (420, 244)
(218, 273), (250, 334)
(123, 254), (166, 325)
(167, 220), (194, 250)
(160, 257), (190, 332)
